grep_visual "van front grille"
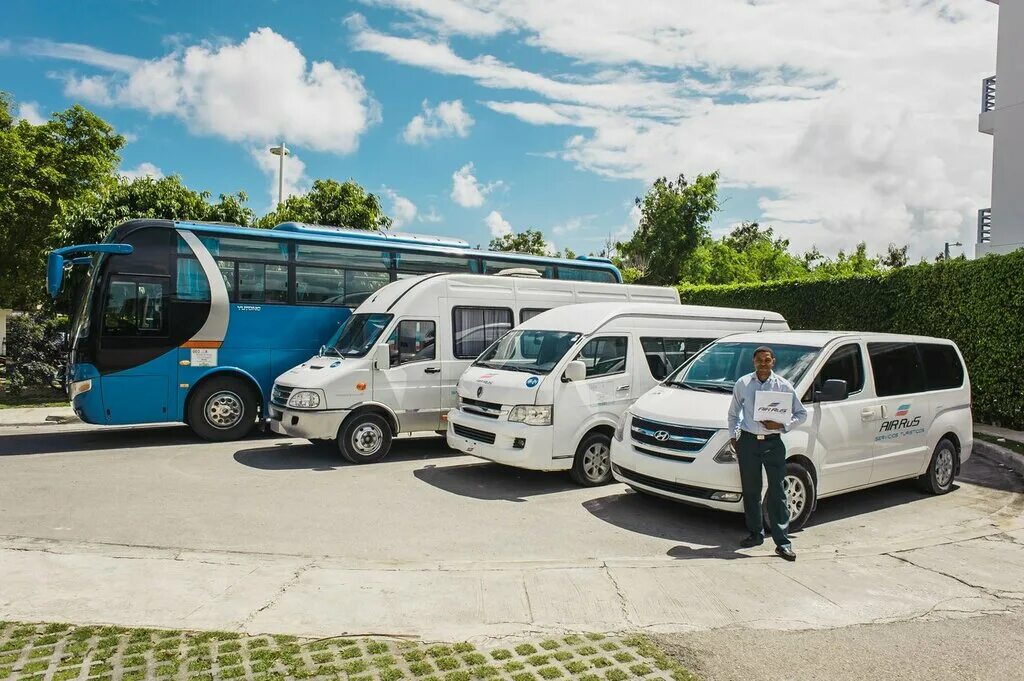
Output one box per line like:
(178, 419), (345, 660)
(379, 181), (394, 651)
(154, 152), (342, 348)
(461, 397), (502, 419)
(630, 416), (715, 452)
(271, 384), (294, 406)
(453, 423), (496, 445)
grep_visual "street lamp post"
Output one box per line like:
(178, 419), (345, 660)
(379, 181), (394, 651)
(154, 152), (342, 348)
(270, 142), (290, 205)
(944, 241), (963, 260)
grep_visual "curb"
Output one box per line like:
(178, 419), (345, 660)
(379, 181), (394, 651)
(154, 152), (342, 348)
(974, 439), (1024, 477)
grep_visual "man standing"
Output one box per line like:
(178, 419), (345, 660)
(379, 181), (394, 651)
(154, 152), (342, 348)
(727, 346), (807, 561)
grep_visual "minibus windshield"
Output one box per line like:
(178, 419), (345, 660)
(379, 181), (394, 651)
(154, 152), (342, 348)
(326, 313), (393, 357)
(664, 341), (820, 393)
(474, 330), (581, 375)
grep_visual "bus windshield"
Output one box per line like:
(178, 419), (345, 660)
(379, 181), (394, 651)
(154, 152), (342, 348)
(664, 342), (820, 393)
(474, 330), (581, 375)
(69, 256), (100, 344)
(326, 313), (393, 357)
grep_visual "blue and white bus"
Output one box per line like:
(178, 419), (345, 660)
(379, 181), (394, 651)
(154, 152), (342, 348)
(47, 219), (621, 440)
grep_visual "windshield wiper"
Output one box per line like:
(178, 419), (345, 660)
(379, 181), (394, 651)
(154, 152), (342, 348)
(664, 380), (725, 393)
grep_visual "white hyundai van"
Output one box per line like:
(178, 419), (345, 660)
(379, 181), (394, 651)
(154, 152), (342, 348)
(269, 273), (679, 462)
(446, 303), (788, 485)
(610, 331), (973, 529)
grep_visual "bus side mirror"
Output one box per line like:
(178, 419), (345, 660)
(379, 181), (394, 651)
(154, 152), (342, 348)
(563, 360), (586, 383)
(815, 379), (848, 402)
(372, 343), (390, 371)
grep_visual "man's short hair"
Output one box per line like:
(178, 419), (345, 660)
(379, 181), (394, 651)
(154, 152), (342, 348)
(753, 346), (775, 358)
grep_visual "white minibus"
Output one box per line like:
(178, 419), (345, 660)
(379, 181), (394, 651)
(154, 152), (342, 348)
(446, 303), (789, 485)
(610, 331), (974, 529)
(269, 273), (679, 461)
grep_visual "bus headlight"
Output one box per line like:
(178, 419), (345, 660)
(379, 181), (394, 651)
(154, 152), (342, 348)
(713, 440), (737, 464)
(614, 410), (631, 441)
(69, 379), (92, 399)
(287, 390), (321, 409)
(508, 405), (552, 426)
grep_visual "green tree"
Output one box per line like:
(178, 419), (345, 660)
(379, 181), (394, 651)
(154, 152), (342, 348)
(255, 179), (390, 230)
(808, 242), (882, 278)
(880, 243), (909, 269)
(619, 172), (720, 285)
(488, 229), (551, 256)
(679, 222), (808, 285)
(0, 94), (124, 308)
(3, 312), (66, 394)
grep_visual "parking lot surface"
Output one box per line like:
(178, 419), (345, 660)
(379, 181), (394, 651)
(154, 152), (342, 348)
(1, 423), (1023, 641)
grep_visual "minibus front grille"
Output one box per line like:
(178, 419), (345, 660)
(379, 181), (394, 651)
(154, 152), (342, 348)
(453, 423), (497, 445)
(634, 445), (696, 463)
(271, 385), (294, 406)
(630, 416), (714, 452)
(461, 397), (502, 419)
(613, 464), (716, 500)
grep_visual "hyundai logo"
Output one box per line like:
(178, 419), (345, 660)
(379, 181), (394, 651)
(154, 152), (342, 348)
(476, 386), (484, 398)
(654, 430), (670, 441)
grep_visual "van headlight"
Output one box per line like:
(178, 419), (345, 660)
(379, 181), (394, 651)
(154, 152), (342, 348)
(614, 410), (631, 441)
(508, 405), (552, 426)
(713, 440), (737, 464)
(287, 390), (322, 409)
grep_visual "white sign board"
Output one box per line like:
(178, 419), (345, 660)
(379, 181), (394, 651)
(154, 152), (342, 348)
(190, 348), (218, 367)
(753, 390), (793, 422)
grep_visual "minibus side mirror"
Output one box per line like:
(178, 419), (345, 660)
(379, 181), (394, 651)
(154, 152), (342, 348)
(563, 360), (587, 383)
(815, 378), (848, 402)
(372, 343), (391, 371)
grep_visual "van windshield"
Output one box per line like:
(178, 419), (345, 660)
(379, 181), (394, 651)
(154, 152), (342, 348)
(326, 313), (393, 357)
(665, 341), (820, 393)
(474, 330), (581, 375)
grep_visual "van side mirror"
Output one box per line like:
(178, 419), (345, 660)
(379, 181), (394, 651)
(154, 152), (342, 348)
(563, 360), (586, 383)
(372, 343), (390, 371)
(815, 378), (848, 402)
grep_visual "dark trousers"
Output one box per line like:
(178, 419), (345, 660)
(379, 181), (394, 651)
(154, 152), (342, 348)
(736, 431), (790, 548)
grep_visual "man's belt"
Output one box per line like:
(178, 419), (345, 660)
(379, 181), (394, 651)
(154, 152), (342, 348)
(740, 430), (781, 441)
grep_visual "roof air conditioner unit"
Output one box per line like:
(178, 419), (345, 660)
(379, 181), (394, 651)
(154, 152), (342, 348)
(494, 267), (543, 278)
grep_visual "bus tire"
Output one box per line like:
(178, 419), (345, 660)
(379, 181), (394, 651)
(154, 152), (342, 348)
(338, 412), (392, 464)
(570, 431), (613, 486)
(188, 375), (258, 442)
(919, 438), (957, 495)
(764, 460), (816, 532)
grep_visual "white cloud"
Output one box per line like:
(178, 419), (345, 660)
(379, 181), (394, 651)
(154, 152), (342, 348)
(358, 0), (511, 37)
(119, 162), (164, 180)
(352, 1), (998, 257)
(552, 217), (584, 236)
(380, 187), (418, 229)
(45, 29), (378, 154)
(17, 102), (45, 125)
(419, 207), (443, 223)
(484, 210), (512, 238)
(450, 162), (500, 208)
(403, 99), (474, 145)
(21, 39), (142, 72)
(251, 146), (309, 211)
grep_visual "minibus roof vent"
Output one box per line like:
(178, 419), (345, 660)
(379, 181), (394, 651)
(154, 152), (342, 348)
(494, 267), (543, 278)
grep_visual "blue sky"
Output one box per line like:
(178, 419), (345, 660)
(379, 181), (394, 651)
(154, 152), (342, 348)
(0, 0), (998, 258)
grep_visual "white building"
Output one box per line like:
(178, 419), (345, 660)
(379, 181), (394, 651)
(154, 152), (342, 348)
(978, 0), (1024, 255)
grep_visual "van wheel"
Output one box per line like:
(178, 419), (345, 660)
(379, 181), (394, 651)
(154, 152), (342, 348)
(570, 431), (613, 486)
(338, 413), (392, 464)
(920, 438), (957, 495)
(764, 461), (816, 532)
(188, 376), (258, 442)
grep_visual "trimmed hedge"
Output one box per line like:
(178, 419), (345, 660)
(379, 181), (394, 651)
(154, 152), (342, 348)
(678, 250), (1024, 428)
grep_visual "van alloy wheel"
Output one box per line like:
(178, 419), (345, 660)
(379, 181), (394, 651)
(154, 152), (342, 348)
(783, 474), (806, 519)
(935, 448), (954, 488)
(352, 423), (384, 456)
(204, 391), (244, 429)
(582, 441), (610, 483)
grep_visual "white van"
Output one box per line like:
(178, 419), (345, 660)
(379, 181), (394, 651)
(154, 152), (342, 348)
(610, 331), (973, 529)
(269, 273), (679, 461)
(446, 303), (789, 485)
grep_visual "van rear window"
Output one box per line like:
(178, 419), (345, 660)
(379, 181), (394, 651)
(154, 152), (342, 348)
(919, 343), (965, 390)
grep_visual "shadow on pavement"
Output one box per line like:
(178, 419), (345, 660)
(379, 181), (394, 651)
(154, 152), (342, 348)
(959, 453), (1024, 493)
(0, 424), (270, 456)
(234, 435), (457, 471)
(413, 461), (579, 502)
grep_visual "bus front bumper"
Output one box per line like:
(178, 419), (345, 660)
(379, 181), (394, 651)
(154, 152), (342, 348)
(268, 404), (350, 441)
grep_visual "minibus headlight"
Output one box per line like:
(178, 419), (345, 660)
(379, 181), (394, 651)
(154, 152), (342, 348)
(287, 390), (321, 409)
(69, 379), (92, 399)
(508, 404), (552, 426)
(713, 440), (737, 464)
(614, 410), (631, 442)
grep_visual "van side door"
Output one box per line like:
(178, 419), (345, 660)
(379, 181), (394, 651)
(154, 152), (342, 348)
(374, 318), (442, 432)
(804, 342), (875, 495)
(867, 342), (932, 483)
(553, 335), (631, 456)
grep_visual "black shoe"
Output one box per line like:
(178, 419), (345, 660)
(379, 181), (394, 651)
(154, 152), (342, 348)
(740, 533), (764, 548)
(775, 545), (796, 561)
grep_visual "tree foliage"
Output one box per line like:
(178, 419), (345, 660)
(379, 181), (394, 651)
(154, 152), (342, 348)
(255, 179), (390, 231)
(488, 229), (551, 256)
(3, 312), (66, 394)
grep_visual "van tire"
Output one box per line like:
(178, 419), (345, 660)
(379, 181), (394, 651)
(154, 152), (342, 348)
(919, 438), (957, 495)
(337, 413), (392, 464)
(764, 460), (816, 532)
(188, 375), (258, 442)
(570, 431), (613, 486)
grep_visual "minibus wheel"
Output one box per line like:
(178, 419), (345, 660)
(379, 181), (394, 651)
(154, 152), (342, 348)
(765, 461), (816, 532)
(188, 376), (258, 442)
(919, 438), (957, 495)
(570, 431), (613, 486)
(338, 412), (392, 464)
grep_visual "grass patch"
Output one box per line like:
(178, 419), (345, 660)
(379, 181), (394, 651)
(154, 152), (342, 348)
(462, 652), (487, 666)
(537, 666), (563, 679)
(504, 661), (526, 673)
(436, 656), (461, 671)
(453, 642), (475, 653)
(612, 653), (634, 664)
(410, 661), (435, 676)
(428, 645), (454, 659)
(565, 661), (589, 674)
(490, 649), (512, 661)
(604, 670), (627, 681)
(526, 655), (550, 666)
(552, 651), (573, 662)
(472, 665), (500, 678)
(590, 658), (613, 669)
(514, 644), (538, 656)
(629, 664), (653, 677)
(366, 641), (390, 655)
(539, 640), (561, 651)
(444, 672), (471, 681)
(404, 649), (427, 662)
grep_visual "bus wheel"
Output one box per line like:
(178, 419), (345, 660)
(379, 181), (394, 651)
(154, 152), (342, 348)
(338, 413), (392, 464)
(188, 376), (258, 442)
(570, 431), (613, 486)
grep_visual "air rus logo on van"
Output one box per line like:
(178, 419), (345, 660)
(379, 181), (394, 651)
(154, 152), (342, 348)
(878, 404), (920, 432)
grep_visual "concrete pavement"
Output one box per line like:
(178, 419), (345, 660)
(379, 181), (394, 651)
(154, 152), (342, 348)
(0, 422), (1022, 642)
(0, 405), (76, 426)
